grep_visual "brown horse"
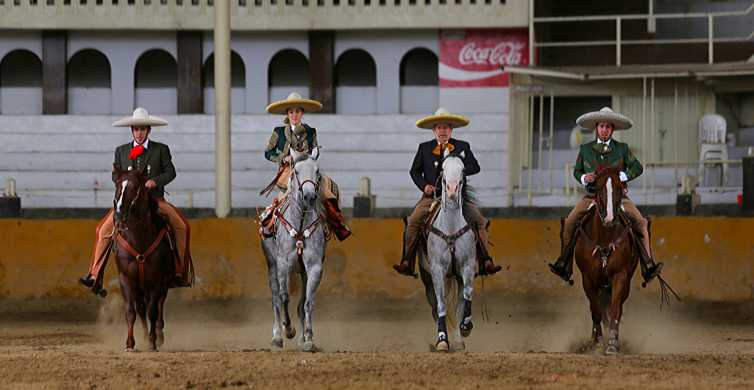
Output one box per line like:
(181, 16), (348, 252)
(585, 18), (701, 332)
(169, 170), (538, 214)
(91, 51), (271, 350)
(112, 167), (173, 352)
(574, 166), (638, 355)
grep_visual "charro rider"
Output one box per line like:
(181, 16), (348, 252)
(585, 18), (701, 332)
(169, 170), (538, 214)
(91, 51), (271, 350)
(79, 108), (194, 296)
(548, 107), (663, 284)
(393, 108), (502, 277)
(259, 92), (351, 241)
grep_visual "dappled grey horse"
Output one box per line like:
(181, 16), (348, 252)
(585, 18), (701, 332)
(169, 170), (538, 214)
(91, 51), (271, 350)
(261, 148), (326, 352)
(418, 155), (476, 352)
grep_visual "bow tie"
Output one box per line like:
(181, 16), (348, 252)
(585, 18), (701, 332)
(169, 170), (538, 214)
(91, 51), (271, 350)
(432, 143), (454, 156)
(129, 145), (145, 160)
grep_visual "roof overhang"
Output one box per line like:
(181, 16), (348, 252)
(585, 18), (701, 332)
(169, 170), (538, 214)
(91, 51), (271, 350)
(502, 62), (754, 81)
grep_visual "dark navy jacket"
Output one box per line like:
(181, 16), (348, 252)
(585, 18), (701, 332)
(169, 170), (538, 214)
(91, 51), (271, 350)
(409, 138), (480, 197)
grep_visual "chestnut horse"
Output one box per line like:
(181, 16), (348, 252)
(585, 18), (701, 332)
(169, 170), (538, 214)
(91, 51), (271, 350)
(112, 167), (174, 352)
(574, 166), (638, 355)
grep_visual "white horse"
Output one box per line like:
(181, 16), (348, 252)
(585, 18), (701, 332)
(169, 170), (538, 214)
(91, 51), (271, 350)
(418, 155), (477, 352)
(261, 148), (326, 352)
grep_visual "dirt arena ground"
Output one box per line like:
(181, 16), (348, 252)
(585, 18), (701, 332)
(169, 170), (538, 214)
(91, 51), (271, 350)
(2, 294), (754, 389)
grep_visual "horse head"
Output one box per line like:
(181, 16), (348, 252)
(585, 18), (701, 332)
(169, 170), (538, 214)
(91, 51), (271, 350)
(113, 165), (148, 224)
(594, 166), (624, 225)
(441, 155), (465, 207)
(289, 149), (321, 210)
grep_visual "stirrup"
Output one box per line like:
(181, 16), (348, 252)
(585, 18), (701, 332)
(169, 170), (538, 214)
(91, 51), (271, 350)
(641, 261), (664, 287)
(548, 261), (574, 285)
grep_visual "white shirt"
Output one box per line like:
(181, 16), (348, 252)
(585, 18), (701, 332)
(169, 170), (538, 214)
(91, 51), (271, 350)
(133, 139), (149, 149)
(579, 138), (628, 186)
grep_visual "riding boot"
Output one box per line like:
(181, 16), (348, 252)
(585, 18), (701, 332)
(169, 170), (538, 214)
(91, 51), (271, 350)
(548, 217), (576, 285)
(634, 233), (664, 285)
(476, 237), (502, 276)
(393, 217), (418, 278)
(323, 199), (352, 241)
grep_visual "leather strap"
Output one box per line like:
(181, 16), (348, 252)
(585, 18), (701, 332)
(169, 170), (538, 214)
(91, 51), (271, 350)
(116, 227), (168, 288)
(428, 224), (472, 265)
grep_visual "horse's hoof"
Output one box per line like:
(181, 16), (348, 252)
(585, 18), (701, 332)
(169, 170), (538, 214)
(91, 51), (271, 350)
(124, 347), (135, 353)
(271, 338), (283, 349)
(303, 341), (316, 353)
(149, 347), (158, 353)
(451, 341), (466, 352)
(460, 321), (473, 338)
(605, 345), (619, 355)
(435, 340), (449, 352)
(156, 333), (165, 347)
(285, 327), (297, 339)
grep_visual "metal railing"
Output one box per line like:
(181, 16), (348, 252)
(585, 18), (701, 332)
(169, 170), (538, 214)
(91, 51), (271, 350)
(0, 0), (527, 30)
(529, 0), (754, 65)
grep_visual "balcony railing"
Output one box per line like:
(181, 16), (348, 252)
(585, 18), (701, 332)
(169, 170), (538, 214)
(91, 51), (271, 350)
(0, 0), (528, 30)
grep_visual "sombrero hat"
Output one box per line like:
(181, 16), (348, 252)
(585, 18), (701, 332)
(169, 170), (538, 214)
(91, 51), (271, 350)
(113, 107), (168, 127)
(576, 107), (633, 131)
(416, 107), (470, 129)
(266, 92), (323, 115)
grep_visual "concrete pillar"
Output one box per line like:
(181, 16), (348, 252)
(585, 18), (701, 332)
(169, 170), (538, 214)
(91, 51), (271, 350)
(214, 0), (232, 218)
(309, 31), (335, 113)
(42, 31), (67, 114)
(177, 31), (203, 114)
(376, 55), (400, 114)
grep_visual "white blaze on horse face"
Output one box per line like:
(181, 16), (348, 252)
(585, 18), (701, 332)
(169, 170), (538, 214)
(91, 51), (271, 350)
(605, 177), (614, 223)
(442, 157), (464, 199)
(116, 180), (128, 214)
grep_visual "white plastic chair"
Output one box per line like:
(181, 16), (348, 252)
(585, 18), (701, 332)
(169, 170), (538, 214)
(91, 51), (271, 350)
(698, 114), (728, 187)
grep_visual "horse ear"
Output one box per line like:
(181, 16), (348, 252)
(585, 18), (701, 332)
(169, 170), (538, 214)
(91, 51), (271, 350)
(311, 146), (320, 161)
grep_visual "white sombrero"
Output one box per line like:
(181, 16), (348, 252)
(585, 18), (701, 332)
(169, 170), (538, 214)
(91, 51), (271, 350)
(416, 107), (470, 129)
(576, 107), (633, 131)
(266, 92), (323, 115)
(113, 107), (168, 127)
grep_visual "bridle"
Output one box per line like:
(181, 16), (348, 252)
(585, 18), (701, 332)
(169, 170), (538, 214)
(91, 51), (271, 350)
(274, 158), (322, 258)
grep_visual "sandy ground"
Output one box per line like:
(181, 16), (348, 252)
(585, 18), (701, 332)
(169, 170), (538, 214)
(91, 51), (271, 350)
(1, 295), (754, 389)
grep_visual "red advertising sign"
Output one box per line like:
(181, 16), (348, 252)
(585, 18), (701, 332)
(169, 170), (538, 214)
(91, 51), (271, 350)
(439, 29), (530, 88)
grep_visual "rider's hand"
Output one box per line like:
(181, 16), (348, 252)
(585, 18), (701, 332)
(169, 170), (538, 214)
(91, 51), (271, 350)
(423, 184), (436, 195)
(283, 155), (293, 165)
(145, 179), (157, 189)
(584, 173), (596, 183)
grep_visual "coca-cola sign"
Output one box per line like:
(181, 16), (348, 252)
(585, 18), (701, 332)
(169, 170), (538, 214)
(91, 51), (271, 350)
(440, 29), (530, 87)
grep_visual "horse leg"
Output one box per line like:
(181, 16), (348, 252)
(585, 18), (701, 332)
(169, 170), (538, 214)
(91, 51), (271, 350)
(136, 297), (148, 346)
(120, 277), (137, 352)
(302, 263), (322, 353)
(156, 290), (167, 348)
(458, 257), (475, 340)
(147, 291), (160, 352)
(605, 273), (630, 355)
(265, 242), (283, 349)
(297, 270), (308, 347)
(581, 273), (604, 348)
(276, 258), (296, 341)
(430, 262), (449, 352)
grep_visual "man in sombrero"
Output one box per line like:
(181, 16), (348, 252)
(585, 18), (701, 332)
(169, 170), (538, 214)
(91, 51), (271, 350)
(548, 107), (663, 284)
(393, 108), (502, 277)
(78, 108), (194, 296)
(260, 92), (351, 241)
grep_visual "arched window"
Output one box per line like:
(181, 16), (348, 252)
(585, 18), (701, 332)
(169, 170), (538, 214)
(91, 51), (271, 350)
(203, 51), (246, 114)
(335, 49), (377, 114)
(268, 49), (309, 104)
(67, 49), (111, 114)
(399, 48), (438, 114)
(0, 49), (43, 114)
(134, 49), (177, 114)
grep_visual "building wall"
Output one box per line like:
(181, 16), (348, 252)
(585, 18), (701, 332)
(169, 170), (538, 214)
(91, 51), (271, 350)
(0, 114), (508, 208)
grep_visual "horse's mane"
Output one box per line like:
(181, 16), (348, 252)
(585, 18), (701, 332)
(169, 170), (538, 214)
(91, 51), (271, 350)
(462, 183), (478, 208)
